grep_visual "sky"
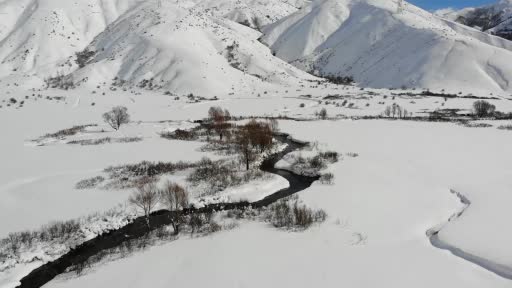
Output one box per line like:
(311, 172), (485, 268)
(410, 0), (497, 11)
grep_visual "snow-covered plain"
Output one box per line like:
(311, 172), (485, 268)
(38, 119), (512, 288)
(3, 79), (512, 288)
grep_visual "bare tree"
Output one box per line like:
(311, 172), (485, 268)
(208, 106), (223, 121)
(160, 181), (189, 234)
(236, 127), (254, 171)
(268, 118), (279, 132)
(384, 104), (405, 118)
(245, 120), (273, 152)
(223, 109), (231, 120)
(129, 183), (159, 228)
(208, 106), (230, 140)
(103, 106), (130, 130)
(382, 106), (389, 117)
(473, 100), (496, 118)
(318, 108), (327, 120)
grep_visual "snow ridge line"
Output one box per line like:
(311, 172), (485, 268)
(427, 189), (512, 280)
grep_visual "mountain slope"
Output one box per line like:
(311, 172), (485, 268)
(188, 0), (307, 29)
(64, 0), (315, 95)
(437, 0), (512, 41)
(261, 0), (512, 94)
(0, 0), (144, 79)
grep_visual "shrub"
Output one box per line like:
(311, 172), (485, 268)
(68, 137), (142, 146)
(293, 202), (314, 227)
(41, 220), (81, 240)
(187, 158), (263, 194)
(318, 151), (339, 163)
(187, 158), (230, 185)
(43, 124), (97, 139)
(317, 108), (328, 119)
(269, 200), (293, 228)
(75, 176), (105, 189)
(285, 151), (338, 176)
(161, 129), (197, 140)
(267, 197), (327, 229)
(461, 122), (493, 128)
(188, 214), (204, 233)
(320, 173), (334, 184)
(498, 124), (512, 131)
(44, 74), (75, 90)
(75, 49), (96, 68)
(322, 75), (354, 85)
(208, 221), (222, 233)
(309, 155), (327, 170)
(106, 160), (195, 179)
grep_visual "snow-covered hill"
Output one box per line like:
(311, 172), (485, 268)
(65, 0), (316, 95)
(188, 0), (307, 29)
(0, 0), (144, 79)
(261, 0), (512, 94)
(0, 0), (315, 94)
(437, 0), (512, 41)
(3, 0), (512, 95)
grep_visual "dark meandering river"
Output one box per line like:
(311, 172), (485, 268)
(16, 133), (319, 288)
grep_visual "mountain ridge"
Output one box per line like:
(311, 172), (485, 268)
(261, 0), (512, 93)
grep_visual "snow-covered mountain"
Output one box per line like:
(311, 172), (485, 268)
(64, 0), (317, 95)
(437, 0), (512, 41)
(0, 0), (145, 79)
(2, 0), (512, 94)
(0, 0), (314, 95)
(187, 0), (307, 29)
(261, 0), (512, 93)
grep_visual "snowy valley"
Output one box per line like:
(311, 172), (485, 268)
(2, 0), (512, 288)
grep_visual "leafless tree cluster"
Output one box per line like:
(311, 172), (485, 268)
(383, 103), (410, 118)
(103, 106), (130, 130)
(43, 124), (97, 139)
(129, 181), (190, 233)
(208, 106), (231, 140)
(316, 108), (328, 119)
(473, 100), (496, 118)
(129, 183), (159, 228)
(187, 157), (265, 194)
(206, 108), (278, 170)
(267, 197), (327, 229)
(159, 181), (189, 234)
(284, 151), (339, 177)
(237, 120), (274, 170)
(320, 172), (334, 184)
(1, 219), (81, 257)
